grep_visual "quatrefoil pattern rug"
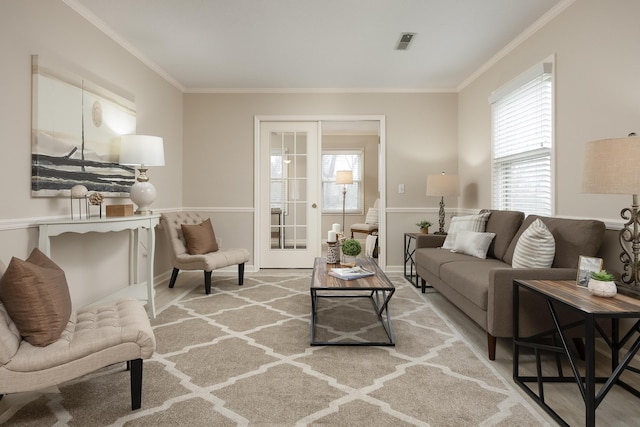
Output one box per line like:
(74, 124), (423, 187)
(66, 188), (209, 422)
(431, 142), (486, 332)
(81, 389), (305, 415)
(0, 272), (547, 426)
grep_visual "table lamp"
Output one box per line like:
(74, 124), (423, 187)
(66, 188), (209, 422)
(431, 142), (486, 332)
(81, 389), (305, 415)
(582, 133), (640, 292)
(119, 134), (165, 215)
(426, 172), (460, 234)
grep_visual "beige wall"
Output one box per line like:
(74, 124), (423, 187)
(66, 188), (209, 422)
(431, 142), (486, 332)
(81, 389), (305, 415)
(458, 0), (640, 276)
(0, 1), (183, 307)
(183, 92), (458, 267)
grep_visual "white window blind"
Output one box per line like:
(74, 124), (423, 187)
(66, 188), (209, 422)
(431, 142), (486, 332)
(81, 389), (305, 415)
(321, 151), (363, 213)
(490, 62), (553, 216)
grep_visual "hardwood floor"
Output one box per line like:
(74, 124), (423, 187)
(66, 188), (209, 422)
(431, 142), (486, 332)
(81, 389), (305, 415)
(153, 270), (640, 426)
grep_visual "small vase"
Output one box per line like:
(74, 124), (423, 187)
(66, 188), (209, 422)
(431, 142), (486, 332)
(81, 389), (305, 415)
(420, 227), (429, 234)
(587, 279), (617, 298)
(342, 254), (357, 267)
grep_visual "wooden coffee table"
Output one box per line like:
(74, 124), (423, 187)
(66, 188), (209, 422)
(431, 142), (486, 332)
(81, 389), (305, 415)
(310, 257), (395, 346)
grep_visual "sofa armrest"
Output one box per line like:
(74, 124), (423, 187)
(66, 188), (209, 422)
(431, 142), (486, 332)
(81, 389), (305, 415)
(415, 234), (446, 249)
(487, 267), (578, 338)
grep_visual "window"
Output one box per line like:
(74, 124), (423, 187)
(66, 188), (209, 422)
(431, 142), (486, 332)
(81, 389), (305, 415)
(321, 150), (363, 214)
(490, 61), (553, 216)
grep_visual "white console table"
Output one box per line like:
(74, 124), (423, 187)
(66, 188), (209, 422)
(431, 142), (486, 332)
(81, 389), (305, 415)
(38, 215), (160, 319)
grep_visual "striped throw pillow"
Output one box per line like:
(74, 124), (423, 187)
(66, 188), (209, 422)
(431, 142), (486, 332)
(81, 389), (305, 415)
(442, 212), (491, 250)
(512, 218), (555, 268)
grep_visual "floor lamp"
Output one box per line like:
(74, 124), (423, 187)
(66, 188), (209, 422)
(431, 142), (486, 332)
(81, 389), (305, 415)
(582, 134), (640, 294)
(336, 170), (353, 234)
(426, 172), (460, 234)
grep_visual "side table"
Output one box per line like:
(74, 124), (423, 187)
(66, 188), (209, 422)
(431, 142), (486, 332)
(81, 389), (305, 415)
(513, 279), (640, 427)
(403, 232), (420, 287)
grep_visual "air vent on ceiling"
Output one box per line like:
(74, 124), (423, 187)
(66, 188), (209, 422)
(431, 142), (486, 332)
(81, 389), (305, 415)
(396, 33), (415, 50)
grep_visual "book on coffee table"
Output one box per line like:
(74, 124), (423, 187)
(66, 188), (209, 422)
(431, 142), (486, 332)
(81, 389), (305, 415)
(328, 266), (375, 280)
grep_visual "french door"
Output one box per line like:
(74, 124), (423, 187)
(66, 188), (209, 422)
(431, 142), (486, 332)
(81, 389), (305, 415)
(258, 121), (320, 268)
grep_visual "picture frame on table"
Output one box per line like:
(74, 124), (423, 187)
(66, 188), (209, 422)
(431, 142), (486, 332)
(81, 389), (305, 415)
(576, 256), (603, 287)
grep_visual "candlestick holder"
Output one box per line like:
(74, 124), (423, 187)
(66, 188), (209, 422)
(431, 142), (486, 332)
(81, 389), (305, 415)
(327, 241), (341, 264)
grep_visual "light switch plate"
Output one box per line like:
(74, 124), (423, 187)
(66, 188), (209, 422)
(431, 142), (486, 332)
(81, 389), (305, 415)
(398, 184), (405, 194)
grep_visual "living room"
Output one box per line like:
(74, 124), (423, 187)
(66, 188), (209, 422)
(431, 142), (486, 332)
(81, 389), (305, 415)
(1, 0), (639, 424)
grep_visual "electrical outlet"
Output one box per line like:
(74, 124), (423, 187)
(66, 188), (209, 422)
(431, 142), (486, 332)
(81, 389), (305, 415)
(398, 184), (405, 194)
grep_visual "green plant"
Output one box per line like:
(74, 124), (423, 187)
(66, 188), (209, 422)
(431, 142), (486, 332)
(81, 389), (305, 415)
(416, 220), (432, 229)
(342, 239), (362, 256)
(591, 270), (615, 281)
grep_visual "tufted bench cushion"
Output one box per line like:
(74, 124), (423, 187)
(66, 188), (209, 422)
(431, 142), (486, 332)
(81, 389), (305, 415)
(0, 298), (155, 394)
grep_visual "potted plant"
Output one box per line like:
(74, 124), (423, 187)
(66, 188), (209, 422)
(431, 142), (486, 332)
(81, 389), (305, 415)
(341, 239), (362, 266)
(588, 270), (617, 297)
(416, 220), (432, 234)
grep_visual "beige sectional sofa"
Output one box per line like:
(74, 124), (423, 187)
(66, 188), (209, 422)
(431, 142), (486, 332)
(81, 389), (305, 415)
(414, 209), (606, 360)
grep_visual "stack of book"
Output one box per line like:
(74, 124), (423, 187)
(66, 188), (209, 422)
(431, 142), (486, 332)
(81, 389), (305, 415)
(328, 266), (375, 280)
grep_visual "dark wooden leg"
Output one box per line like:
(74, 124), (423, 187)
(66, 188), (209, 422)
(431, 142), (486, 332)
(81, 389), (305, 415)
(130, 358), (143, 410)
(238, 263), (245, 286)
(573, 337), (586, 360)
(204, 271), (212, 294)
(488, 333), (496, 361)
(421, 278), (427, 293)
(168, 268), (179, 288)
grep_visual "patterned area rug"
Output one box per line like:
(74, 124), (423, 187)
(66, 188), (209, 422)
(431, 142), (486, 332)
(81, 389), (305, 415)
(0, 271), (548, 426)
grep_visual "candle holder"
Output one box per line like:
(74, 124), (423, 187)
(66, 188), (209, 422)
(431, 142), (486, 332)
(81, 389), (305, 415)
(327, 241), (341, 264)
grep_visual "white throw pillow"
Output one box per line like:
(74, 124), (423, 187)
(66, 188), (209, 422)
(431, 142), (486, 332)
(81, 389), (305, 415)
(512, 218), (556, 268)
(365, 207), (379, 224)
(452, 230), (496, 259)
(442, 212), (491, 250)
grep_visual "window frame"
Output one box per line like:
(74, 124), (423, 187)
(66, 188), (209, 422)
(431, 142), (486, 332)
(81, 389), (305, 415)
(489, 59), (555, 217)
(321, 149), (364, 215)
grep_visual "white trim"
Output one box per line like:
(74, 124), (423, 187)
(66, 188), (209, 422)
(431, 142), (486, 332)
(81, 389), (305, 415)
(185, 87), (456, 94)
(457, 0), (576, 91)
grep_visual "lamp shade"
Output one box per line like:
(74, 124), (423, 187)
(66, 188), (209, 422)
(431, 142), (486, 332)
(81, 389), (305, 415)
(119, 135), (165, 167)
(336, 170), (353, 185)
(426, 173), (459, 197)
(582, 136), (640, 195)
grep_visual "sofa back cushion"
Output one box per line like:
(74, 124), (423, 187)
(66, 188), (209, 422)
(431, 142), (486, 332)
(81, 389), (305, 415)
(483, 210), (525, 261)
(503, 215), (606, 268)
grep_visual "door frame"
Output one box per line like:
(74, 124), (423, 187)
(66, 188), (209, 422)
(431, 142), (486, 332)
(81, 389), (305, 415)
(254, 115), (386, 271)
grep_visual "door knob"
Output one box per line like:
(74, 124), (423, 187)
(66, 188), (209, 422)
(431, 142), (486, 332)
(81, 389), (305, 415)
(311, 203), (317, 208)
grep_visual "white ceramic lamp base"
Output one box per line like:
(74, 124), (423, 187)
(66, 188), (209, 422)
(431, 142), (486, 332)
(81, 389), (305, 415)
(129, 181), (157, 215)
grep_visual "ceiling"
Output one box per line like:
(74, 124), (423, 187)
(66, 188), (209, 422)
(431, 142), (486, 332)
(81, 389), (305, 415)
(66, 0), (566, 93)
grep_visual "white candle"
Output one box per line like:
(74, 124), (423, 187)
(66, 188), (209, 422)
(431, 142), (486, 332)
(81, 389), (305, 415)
(328, 230), (337, 243)
(332, 223), (341, 233)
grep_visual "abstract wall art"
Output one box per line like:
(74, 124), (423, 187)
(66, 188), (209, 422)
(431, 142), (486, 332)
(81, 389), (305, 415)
(31, 55), (137, 197)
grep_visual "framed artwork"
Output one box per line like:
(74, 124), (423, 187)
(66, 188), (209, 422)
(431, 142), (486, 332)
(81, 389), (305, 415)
(31, 55), (137, 197)
(576, 256), (603, 287)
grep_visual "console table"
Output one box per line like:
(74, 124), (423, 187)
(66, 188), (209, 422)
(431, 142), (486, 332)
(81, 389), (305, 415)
(513, 279), (640, 426)
(38, 215), (160, 319)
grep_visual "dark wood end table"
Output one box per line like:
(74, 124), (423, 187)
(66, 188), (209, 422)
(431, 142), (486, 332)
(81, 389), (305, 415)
(513, 279), (640, 427)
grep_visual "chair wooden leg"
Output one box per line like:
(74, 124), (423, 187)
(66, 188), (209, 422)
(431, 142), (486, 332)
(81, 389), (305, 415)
(204, 271), (212, 294)
(488, 333), (497, 361)
(129, 358), (143, 410)
(238, 263), (245, 286)
(168, 268), (179, 288)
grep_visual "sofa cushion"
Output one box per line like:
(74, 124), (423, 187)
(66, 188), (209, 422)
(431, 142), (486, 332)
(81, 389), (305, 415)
(452, 230), (496, 259)
(484, 210), (525, 261)
(415, 248), (481, 279)
(364, 207), (378, 224)
(439, 259), (511, 310)
(181, 218), (219, 255)
(442, 212), (491, 250)
(504, 215), (606, 268)
(0, 248), (72, 347)
(512, 219), (555, 268)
